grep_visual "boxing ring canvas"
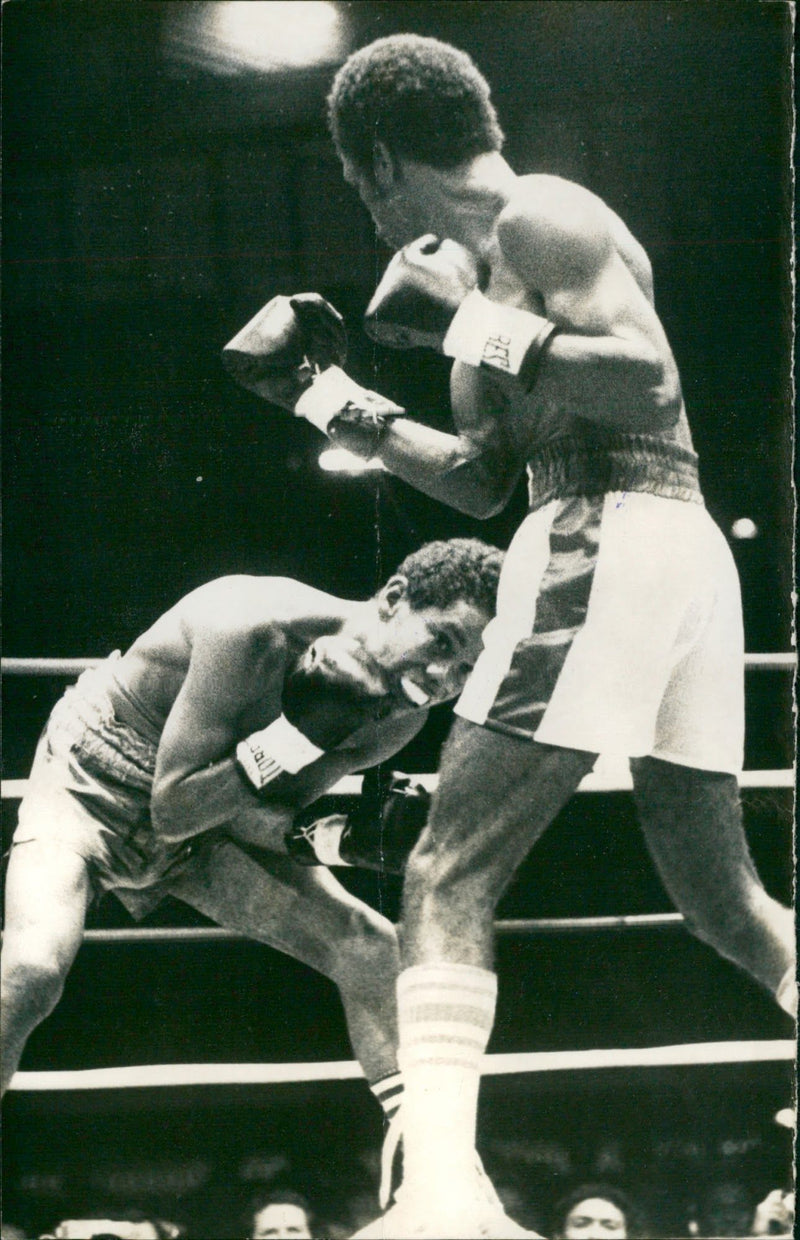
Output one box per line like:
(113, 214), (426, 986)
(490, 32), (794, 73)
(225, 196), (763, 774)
(2, 4), (795, 1238)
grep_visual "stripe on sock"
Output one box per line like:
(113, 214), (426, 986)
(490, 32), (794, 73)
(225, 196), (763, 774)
(370, 1070), (404, 1118)
(398, 964), (497, 1073)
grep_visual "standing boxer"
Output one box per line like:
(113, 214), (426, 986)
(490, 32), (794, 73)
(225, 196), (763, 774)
(227, 33), (793, 1239)
(1, 538), (501, 1100)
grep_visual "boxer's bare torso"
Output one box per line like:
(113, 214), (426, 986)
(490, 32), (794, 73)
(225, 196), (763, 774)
(449, 174), (693, 462)
(117, 575), (360, 734)
(110, 576), (430, 847)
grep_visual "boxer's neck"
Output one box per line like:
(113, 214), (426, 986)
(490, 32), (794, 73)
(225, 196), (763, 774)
(390, 152), (517, 251)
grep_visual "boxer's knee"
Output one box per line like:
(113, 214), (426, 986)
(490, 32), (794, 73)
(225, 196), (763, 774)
(683, 882), (792, 958)
(331, 905), (399, 993)
(1, 942), (71, 1026)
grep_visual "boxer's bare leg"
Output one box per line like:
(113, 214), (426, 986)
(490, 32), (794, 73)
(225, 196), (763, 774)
(388, 721), (595, 1223)
(400, 722), (597, 964)
(2, 840), (93, 1094)
(631, 756), (795, 1010)
(169, 835), (400, 1081)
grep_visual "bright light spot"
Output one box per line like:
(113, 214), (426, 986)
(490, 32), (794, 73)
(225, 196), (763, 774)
(730, 517), (759, 540)
(775, 1107), (796, 1130)
(210, 2), (345, 71)
(318, 447), (386, 475)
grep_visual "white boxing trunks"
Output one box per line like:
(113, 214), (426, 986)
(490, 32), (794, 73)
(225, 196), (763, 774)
(456, 490), (744, 774)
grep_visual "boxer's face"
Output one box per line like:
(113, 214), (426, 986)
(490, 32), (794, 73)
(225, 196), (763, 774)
(340, 152), (420, 249)
(365, 577), (490, 708)
(302, 579), (489, 709)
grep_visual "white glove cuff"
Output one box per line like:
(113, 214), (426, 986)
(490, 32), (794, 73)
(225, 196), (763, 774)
(442, 289), (558, 384)
(237, 714), (325, 790)
(293, 366), (374, 433)
(309, 819), (348, 867)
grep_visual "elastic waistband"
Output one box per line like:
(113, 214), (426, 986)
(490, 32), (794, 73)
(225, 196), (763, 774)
(526, 431), (704, 510)
(67, 654), (163, 746)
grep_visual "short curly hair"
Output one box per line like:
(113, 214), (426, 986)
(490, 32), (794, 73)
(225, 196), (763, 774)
(327, 34), (504, 175)
(551, 1182), (647, 1240)
(395, 538), (503, 617)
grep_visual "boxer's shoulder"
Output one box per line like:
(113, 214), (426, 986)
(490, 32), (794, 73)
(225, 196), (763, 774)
(497, 176), (616, 282)
(181, 575), (349, 637)
(505, 174), (610, 225)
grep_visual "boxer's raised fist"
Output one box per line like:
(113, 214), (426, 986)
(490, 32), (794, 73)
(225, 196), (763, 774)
(365, 235), (479, 351)
(236, 637), (389, 792)
(366, 234), (558, 389)
(222, 292), (346, 409)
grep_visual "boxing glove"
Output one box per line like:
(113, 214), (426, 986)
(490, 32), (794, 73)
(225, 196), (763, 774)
(223, 293), (405, 435)
(285, 766), (430, 874)
(222, 292), (347, 410)
(365, 234), (559, 389)
(236, 638), (390, 792)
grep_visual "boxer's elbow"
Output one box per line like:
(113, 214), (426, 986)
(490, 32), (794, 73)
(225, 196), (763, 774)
(440, 453), (518, 518)
(151, 777), (196, 843)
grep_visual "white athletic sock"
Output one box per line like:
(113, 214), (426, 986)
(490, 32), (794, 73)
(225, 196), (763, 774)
(396, 962), (497, 1203)
(776, 966), (797, 1019)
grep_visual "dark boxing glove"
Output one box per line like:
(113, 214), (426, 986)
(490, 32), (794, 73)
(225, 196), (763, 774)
(236, 638), (390, 793)
(365, 234), (558, 389)
(223, 292), (404, 436)
(222, 292), (347, 412)
(286, 766), (431, 874)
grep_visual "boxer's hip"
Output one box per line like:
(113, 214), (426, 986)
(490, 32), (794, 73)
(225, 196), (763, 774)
(456, 491), (744, 773)
(14, 654), (192, 901)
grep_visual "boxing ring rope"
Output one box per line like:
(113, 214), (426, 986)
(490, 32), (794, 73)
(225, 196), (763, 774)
(9, 1040), (794, 1092)
(2, 655), (795, 802)
(0, 762), (794, 803)
(37, 912), (690, 945)
(3, 655), (793, 675)
(1, 655), (794, 937)
(3, 655), (794, 1097)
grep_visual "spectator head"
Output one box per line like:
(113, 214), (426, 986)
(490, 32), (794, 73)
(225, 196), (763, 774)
(247, 1189), (313, 1239)
(693, 1178), (756, 1238)
(551, 1182), (642, 1239)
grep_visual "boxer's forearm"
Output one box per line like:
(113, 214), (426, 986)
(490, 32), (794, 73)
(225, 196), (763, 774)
(225, 803), (295, 853)
(353, 417), (521, 518)
(151, 758), (265, 842)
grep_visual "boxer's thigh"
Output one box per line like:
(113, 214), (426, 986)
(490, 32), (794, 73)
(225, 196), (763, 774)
(416, 719), (595, 897)
(458, 494), (721, 760)
(168, 834), (394, 979)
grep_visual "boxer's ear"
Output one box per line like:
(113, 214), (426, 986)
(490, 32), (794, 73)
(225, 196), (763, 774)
(377, 574), (409, 617)
(372, 141), (400, 193)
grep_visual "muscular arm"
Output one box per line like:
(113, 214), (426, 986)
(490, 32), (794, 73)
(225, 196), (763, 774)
(210, 709), (427, 852)
(150, 616), (428, 848)
(375, 414), (526, 518)
(494, 187), (683, 430)
(332, 381), (529, 519)
(340, 186), (680, 517)
(150, 623), (289, 844)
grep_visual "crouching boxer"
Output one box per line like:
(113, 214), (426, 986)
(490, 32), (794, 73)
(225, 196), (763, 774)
(1, 538), (502, 1103)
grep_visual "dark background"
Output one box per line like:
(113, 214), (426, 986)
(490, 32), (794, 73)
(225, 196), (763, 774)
(2, 3), (795, 1237)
